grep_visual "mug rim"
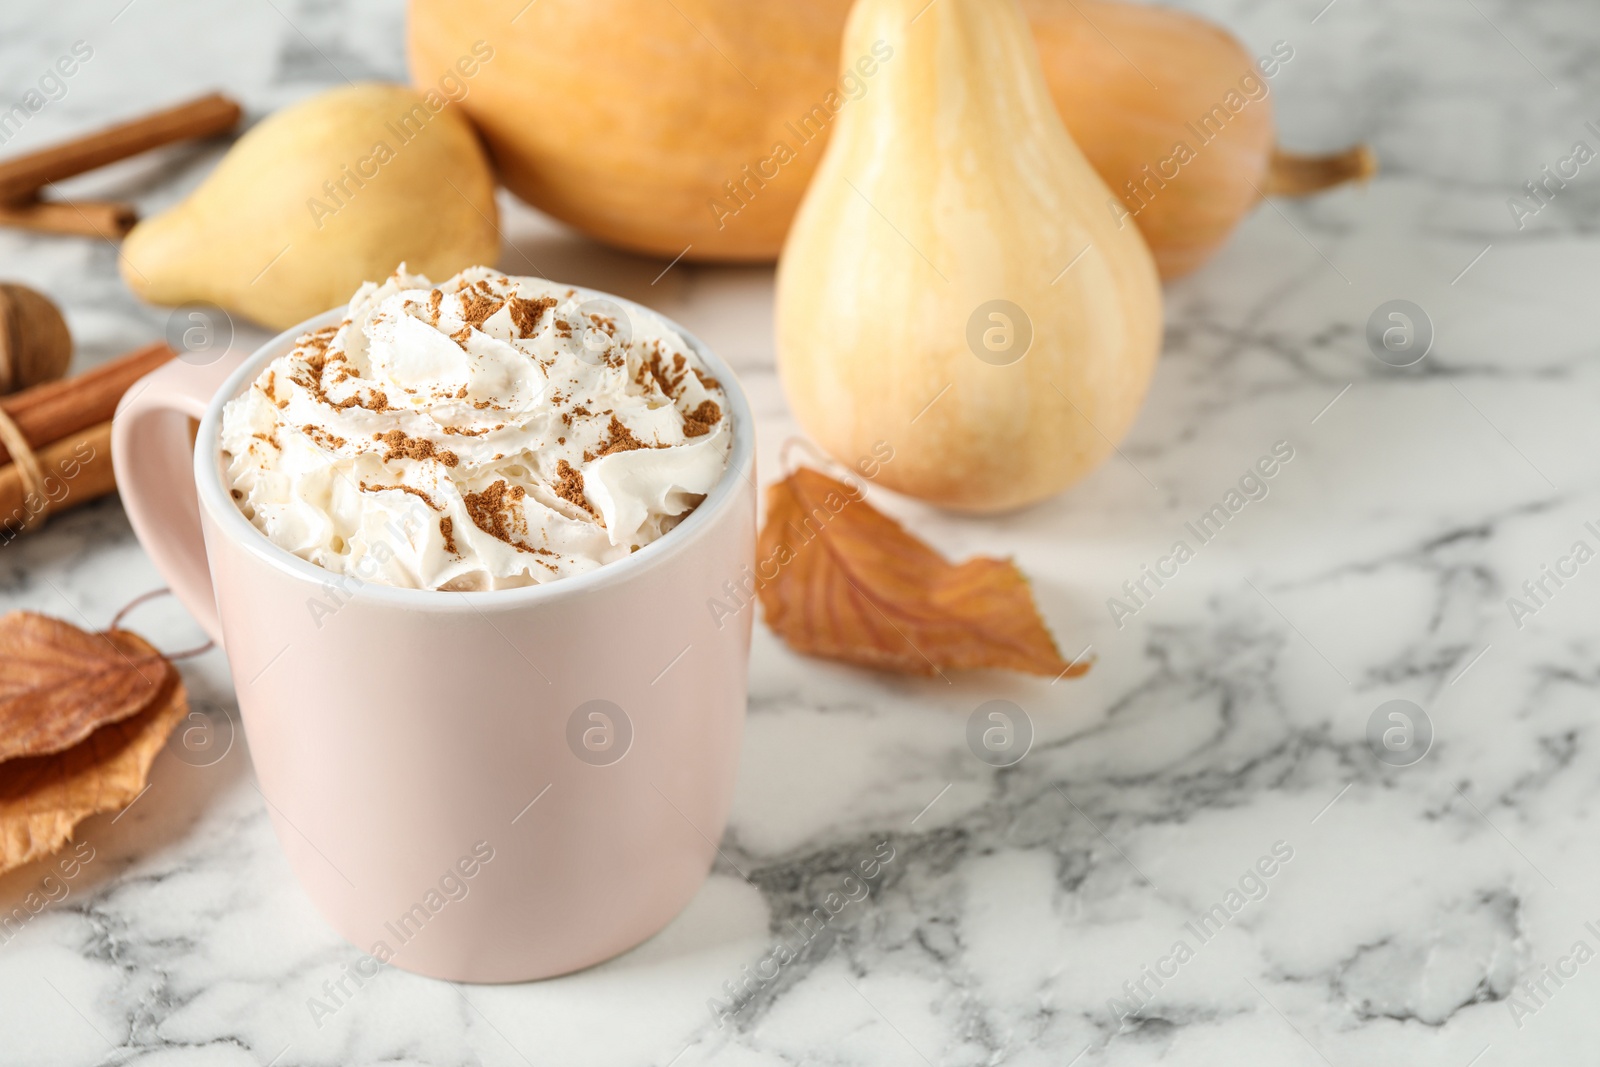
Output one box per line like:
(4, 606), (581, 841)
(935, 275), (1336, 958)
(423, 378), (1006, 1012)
(192, 285), (756, 612)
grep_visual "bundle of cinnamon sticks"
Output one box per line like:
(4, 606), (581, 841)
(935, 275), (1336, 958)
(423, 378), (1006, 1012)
(0, 93), (240, 239)
(0, 342), (173, 539)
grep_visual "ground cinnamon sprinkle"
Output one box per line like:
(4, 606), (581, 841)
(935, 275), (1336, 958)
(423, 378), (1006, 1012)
(553, 460), (593, 515)
(427, 289), (443, 325)
(583, 313), (620, 354)
(584, 415), (655, 461)
(336, 388), (390, 411)
(450, 326), (472, 348)
(299, 325), (338, 359)
(292, 347), (391, 413)
(302, 424), (347, 450)
(508, 296), (557, 338)
(439, 515), (458, 554)
(642, 351), (687, 398)
(460, 290), (505, 329)
(464, 479), (538, 551)
(359, 480), (442, 510)
(681, 400), (722, 438)
(374, 429), (459, 467)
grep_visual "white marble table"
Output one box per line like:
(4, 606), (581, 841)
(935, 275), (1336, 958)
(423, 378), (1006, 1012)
(2, 0), (1597, 1063)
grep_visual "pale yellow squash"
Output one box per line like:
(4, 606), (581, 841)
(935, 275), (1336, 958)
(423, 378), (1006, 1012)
(775, 0), (1163, 512)
(121, 83), (500, 330)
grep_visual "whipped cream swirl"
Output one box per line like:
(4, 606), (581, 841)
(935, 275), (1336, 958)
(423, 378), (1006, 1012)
(220, 266), (732, 591)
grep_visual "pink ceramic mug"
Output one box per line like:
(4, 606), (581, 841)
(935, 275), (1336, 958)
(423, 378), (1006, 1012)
(111, 297), (756, 982)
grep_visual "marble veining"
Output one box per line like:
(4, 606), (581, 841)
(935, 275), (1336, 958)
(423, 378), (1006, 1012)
(2, 0), (1599, 1063)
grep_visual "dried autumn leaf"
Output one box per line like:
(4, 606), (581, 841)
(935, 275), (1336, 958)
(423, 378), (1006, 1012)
(756, 467), (1089, 678)
(0, 627), (186, 876)
(0, 611), (172, 763)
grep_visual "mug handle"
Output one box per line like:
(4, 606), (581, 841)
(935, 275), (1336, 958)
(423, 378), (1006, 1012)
(112, 353), (245, 647)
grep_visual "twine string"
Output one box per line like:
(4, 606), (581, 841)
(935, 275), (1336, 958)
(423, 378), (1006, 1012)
(0, 403), (49, 530)
(110, 587), (214, 661)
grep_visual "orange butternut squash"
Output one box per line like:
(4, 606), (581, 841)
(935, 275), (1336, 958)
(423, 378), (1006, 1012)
(408, 0), (1370, 277)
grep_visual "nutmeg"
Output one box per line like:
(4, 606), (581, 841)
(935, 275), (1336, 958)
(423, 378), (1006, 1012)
(0, 283), (72, 396)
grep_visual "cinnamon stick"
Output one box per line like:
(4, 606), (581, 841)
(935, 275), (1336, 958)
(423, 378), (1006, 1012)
(0, 199), (137, 239)
(0, 420), (114, 539)
(0, 341), (173, 466)
(0, 93), (242, 204)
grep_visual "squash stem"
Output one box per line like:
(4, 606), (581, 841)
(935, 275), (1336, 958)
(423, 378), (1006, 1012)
(1264, 144), (1377, 196)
